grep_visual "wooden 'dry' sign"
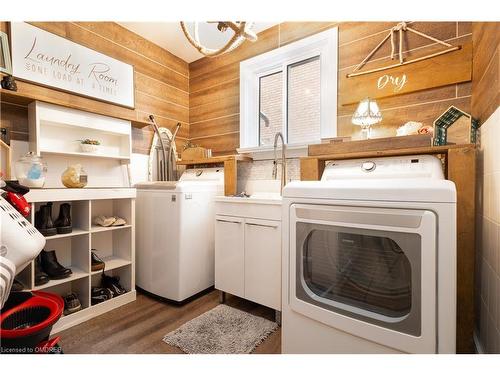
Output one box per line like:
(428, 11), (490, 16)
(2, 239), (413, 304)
(339, 42), (472, 106)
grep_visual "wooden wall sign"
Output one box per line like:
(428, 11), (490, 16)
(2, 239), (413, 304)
(339, 42), (472, 106)
(10, 22), (135, 108)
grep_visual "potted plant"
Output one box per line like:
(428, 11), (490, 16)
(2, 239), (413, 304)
(77, 139), (101, 153)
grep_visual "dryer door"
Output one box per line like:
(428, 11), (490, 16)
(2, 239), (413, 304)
(289, 204), (437, 353)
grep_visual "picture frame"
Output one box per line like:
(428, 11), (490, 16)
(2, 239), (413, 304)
(0, 31), (13, 75)
(433, 105), (479, 146)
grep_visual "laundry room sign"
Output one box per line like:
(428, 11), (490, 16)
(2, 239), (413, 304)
(10, 22), (135, 108)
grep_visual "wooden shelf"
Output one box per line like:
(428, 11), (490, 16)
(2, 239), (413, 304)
(177, 155), (252, 166)
(306, 143), (475, 162)
(0, 85), (148, 130)
(40, 150), (130, 161)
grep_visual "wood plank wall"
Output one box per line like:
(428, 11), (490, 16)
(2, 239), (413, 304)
(189, 22), (473, 155)
(0, 22), (189, 154)
(471, 22), (500, 124)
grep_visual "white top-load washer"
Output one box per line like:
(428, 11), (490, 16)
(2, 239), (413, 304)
(282, 155), (456, 353)
(135, 167), (224, 302)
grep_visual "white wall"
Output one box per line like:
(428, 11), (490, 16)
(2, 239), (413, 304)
(476, 106), (500, 353)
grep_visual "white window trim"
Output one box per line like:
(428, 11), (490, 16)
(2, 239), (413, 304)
(238, 27), (338, 159)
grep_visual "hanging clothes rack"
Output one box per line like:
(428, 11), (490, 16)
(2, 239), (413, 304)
(347, 21), (461, 78)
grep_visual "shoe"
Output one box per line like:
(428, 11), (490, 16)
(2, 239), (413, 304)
(63, 292), (82, 315)
(54, 203), (72, 234)
(35, 256), (50, 286)
(40, 250), (72, 280)
(91, 251), (105, 272)
(102, 273), (127, 297)
(111, 217), (126, 226)
(35, 203), (57, 236)
(91, 287), (113, 305)
(93, 216), (116, 227)
(11, 279), (25, 291)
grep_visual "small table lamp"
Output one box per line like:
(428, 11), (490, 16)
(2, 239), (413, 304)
(351, 98), (382, 139)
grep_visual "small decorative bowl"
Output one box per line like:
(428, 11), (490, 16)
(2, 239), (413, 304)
(80, 143), (99, 153)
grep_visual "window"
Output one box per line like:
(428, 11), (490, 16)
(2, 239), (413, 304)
(239, 28), (338, 155)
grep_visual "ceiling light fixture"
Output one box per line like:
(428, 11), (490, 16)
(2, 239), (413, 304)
(180, 21), (257, 58)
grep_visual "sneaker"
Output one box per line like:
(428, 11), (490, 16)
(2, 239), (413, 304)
(63, 292), (82, 315)
(111, 217), (126, 226)
(102, 274), (127, 297)
(91, 287), (113, 305)
(93, 216), (116, 227)
(91, 251), (105, 272)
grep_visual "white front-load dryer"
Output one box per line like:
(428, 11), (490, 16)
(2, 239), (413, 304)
(282, 155), (456, 353)
(135, 168), (224, 302)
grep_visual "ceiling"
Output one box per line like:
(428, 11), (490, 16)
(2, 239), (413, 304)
(118, 22), (277, 63)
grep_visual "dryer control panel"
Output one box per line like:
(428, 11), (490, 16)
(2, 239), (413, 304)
(322, 155), (445, 181)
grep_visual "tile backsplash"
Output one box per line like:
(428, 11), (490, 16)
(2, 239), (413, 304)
(476, 106), (500, 353)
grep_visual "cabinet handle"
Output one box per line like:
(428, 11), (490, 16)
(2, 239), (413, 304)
(246, 222), (279, 229)
(216, 219), (242, 224)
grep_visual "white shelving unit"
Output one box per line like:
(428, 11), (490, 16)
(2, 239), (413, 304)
(14, 101), (137, 333)
(21, 188), (136, 334)
(28, 101), (132, 188)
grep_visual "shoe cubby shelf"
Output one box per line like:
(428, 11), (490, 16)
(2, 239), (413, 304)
(21, 188), (136, 334)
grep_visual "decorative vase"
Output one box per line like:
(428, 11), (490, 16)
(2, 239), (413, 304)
(15, 152), (47, 188)
(61, 164), (88, 188)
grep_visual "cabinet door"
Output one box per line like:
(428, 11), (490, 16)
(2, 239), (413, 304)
(215, 215), (245, 298)
(244, 218), (281, 310)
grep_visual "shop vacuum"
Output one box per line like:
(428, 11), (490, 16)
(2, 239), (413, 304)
(0, 180), (64, 354)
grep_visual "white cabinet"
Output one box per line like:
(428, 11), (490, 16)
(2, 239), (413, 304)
(215, 199), (282, 311)
(244, 218), (281, 310)
(215, 216), (245, 298)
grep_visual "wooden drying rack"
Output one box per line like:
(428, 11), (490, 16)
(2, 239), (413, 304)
(347, 21), (461, 78)
(300, 139), (476, 353)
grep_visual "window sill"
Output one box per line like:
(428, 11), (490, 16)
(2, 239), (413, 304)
(237, 144), (311, 161)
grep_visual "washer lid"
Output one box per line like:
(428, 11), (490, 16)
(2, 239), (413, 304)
(283, 178), (456, 203)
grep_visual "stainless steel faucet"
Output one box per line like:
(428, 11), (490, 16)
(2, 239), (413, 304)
(272, 132), (287, 194)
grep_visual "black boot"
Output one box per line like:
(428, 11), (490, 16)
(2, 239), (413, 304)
(41, 250), (72, 280)
(35, 204), (57, 236)
(54, 203), (72, 234)
(35, 255), (50, 286)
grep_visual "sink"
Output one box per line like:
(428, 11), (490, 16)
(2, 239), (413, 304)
(215, 179), (282, 220)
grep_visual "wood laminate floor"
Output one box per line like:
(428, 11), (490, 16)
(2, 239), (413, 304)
(56, 290), (281, 354)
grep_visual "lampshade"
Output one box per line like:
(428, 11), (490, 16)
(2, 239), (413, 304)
(351, 98), (382, 127)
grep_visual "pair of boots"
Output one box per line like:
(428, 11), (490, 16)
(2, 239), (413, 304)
(35, 202), (72, 236)
(35, 250), (72, 286)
